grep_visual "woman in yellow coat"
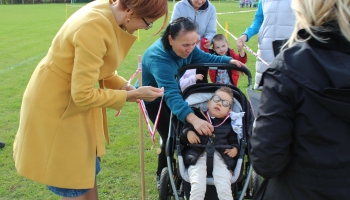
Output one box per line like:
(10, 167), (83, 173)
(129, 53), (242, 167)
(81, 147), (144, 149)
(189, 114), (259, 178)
(13, 0), (168, 199)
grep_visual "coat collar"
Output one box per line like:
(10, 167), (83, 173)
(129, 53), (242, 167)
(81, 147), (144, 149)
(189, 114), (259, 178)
(298, 23), (350, 54)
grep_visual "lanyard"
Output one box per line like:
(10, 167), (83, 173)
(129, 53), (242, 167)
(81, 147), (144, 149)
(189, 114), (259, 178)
(206, 111), (230, 127)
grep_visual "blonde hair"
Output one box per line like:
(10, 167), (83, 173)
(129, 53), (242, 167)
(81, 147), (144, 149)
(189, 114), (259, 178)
(286, 0), (350, 47)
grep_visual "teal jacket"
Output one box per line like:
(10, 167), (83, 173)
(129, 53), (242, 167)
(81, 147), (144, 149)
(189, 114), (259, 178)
(137, 38), (231, 122)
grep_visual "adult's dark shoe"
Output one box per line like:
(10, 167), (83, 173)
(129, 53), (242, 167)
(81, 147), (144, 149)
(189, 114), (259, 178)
(0, 142), (5, 149)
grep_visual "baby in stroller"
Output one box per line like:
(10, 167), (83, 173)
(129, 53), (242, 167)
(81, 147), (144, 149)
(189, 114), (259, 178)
(180, 86), (244, 200)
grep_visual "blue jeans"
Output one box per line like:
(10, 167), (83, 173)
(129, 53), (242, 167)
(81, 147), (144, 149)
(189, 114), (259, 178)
(47, 157), (100, 197)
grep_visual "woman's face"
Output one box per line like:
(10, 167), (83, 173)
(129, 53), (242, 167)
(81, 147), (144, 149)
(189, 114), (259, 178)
(191, 0), (206, 10)
(168, 31), (199, 58)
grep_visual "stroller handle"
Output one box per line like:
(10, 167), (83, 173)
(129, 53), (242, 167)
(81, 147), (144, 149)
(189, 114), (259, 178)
(177, 63), (252, 88)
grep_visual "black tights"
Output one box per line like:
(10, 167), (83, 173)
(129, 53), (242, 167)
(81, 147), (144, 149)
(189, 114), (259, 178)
(145, 102), (172, 175)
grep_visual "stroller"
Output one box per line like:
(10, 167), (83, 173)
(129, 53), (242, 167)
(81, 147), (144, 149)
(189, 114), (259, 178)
(158, 63), (261, 200)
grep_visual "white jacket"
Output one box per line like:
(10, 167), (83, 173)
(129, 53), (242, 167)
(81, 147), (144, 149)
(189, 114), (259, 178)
(255, 0), (295, 89)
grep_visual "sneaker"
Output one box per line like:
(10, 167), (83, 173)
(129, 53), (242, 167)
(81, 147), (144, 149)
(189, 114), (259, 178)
(0, 142), (5, 149)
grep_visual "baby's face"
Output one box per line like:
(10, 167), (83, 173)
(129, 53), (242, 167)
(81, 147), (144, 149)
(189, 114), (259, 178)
(213, 40), (229, 56)
(207, 91), (232, 118)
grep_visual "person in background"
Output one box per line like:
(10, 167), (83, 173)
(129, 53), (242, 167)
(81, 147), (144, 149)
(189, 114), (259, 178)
(209, 34), (247, 87)
(138, 17), (246, 189)
(250, 0), (350, 199)
(237, 0), (295, 90)
(13, 0), (168, 199)
(171, 0), (216, 52)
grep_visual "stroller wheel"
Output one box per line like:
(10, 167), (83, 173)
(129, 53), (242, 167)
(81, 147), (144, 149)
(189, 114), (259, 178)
(247, 169), (261, 198)
(159, 167), (172, 200)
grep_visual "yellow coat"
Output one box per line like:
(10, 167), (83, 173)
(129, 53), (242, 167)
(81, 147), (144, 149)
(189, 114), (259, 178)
(13, 0), (136, 189)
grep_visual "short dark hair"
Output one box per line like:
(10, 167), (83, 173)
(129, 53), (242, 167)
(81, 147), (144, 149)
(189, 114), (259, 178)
(215, 86), (234, 100)
(161, 17), (197, 50)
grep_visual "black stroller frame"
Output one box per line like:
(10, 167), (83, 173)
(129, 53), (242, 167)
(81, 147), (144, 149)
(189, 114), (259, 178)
(158, 63), (261, 200)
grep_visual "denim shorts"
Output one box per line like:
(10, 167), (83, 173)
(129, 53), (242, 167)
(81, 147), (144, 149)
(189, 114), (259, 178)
(47, 157), (100, 197)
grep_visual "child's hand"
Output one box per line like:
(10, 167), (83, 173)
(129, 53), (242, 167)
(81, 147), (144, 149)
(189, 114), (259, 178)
(203, 39), (211, 49)
(187, 130), (200, 144)
(196, 74), (204, 81)
(224, 147), (238, 158)
(237, 39), (243, 52)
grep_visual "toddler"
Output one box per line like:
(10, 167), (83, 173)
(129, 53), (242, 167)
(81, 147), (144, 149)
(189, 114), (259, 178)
(209, 34), (247, 86)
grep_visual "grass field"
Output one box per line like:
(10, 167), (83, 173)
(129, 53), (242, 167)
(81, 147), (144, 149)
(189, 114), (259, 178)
(0, 1), (258, 199)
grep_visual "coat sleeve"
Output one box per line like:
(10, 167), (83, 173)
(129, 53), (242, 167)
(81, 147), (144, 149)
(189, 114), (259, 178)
(250, 69), (295, 178)
(203, 5), (217, 43)
(228, 128), (239, 150)
(229, 48), (247, 64)
(180, 123), (194, 146)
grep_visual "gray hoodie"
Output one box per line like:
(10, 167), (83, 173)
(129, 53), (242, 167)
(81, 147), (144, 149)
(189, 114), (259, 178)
(171, 0), (217, 44)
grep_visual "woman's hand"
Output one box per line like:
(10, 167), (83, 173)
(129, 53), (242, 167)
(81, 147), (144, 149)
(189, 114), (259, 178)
(186, 113), (213, 136)
(187, 130), (200, 144)
(229, 59), (247, 68)
(126, 86), (164, 102)
(237, 34), (247, 50)
(224, 147), (238, 158)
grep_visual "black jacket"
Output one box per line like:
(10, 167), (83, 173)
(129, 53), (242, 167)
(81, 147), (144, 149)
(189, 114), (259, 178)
(251, 25), (350, 199)
(180, 107), (239, 170)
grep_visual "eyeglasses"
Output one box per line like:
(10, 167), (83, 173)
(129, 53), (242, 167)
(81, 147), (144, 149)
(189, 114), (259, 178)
(142, 17), (153, 29)
(211, 95), (231, 107)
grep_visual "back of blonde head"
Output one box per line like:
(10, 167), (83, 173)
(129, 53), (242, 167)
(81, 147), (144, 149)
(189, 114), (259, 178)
(287, 0), (350, 47)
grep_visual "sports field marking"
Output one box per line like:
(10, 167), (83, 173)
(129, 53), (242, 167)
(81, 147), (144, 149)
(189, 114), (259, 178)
(217, 10), (256, 15)
(0, 53), (45, 74)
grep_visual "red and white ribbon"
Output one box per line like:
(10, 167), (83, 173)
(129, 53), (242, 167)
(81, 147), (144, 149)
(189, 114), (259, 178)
(216, 20), (270, 66)
(116, 66), (164, 144)
(139, 97), (164, 144)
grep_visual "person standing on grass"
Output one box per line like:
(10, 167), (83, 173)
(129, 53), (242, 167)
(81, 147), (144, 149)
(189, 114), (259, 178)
(13, 0), (168, 199)
(250, 0), (350, 199)
(237, 0), (295, 90)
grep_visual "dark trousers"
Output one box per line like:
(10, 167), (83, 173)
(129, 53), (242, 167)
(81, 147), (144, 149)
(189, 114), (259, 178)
(145, 101), (172, 175)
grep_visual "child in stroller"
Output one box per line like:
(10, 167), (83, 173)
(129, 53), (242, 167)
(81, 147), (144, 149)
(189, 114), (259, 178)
(180, 86), (244, 200)
(158, 63), (260, 200)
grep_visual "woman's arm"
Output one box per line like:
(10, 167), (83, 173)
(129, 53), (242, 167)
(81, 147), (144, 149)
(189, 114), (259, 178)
(203, 5), (217, 45)
(242, 0), (264, 41)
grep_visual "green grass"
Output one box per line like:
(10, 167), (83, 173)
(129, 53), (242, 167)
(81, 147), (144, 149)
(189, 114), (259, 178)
(0, 2), (258, 199)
